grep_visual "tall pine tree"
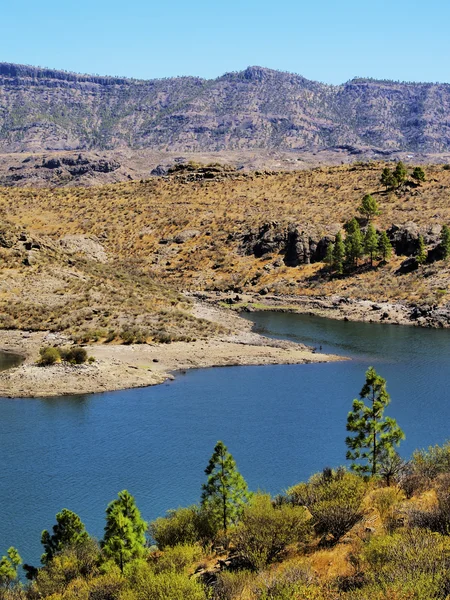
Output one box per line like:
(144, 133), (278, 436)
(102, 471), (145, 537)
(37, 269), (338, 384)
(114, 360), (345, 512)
(201, 441), (250, 532)
(417, 235), (427, 265)
(378, 231), (393, 261)
(345, 218), (363, 268)
(346, 367), (404, 477)
(41, 509), (89, 565)
(332, 233), (345, 275)
(364, 224), (379, 266)
(440, 225), (450, 259)
(102, 490), (146, 571)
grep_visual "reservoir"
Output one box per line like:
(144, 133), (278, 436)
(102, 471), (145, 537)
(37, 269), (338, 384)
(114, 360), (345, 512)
(1, 313), (449, 568)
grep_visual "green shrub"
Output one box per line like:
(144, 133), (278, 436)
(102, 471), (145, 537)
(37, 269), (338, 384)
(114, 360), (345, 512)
(38, 347), (60, 366)
(151, 545), (202, 574)
(288, 470), (366, 544)
(232, 494), (311, 570)
(59, 347), (88, 364)
(127, 562), (206, 600)
(149, 506), (218, 550)
(213, 570), (255, 600)
(411, 441), (450, 479)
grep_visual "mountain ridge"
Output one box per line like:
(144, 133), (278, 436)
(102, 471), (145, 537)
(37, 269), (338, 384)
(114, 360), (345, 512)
(1, 62), (450, 154)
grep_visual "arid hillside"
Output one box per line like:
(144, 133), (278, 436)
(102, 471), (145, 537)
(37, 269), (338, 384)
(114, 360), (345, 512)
(1, 161), (450, 339)
(2, 62), (450, 154)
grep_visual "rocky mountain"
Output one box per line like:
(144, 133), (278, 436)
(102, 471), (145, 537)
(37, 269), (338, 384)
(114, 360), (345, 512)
(1, 62), (450, 154)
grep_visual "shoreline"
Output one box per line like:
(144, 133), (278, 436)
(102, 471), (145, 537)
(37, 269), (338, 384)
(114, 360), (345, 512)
(0, 302), (342, 399)
(191, 292), (450, 329)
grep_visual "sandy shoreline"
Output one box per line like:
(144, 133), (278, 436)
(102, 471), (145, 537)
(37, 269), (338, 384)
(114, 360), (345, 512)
(0, 302), (341, 399)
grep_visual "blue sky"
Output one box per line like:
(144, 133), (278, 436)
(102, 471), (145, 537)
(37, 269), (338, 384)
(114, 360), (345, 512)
(2, 0), (449, 84)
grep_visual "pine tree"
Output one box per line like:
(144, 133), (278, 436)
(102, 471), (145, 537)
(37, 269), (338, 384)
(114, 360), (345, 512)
(201, 441), (250, 532)
(358, 194), (380, 221)
(378, 231), (393, 261)
(41, 509), (89, 565)
(332, 232), (345, 275)
(324, 242), (334, 272)
(0, 548), (21, 588)
(364, 224), (378, 266)
(416, 235), (427, 265)
(346, 367), (405, 477)
(345, 218), (363, 268)
(393, 161), (407, 187)
(412, 166), (426, 183)
(102, 490), (146, 571)
(380, 167), (395, 190)
(440, 224), (450, 259)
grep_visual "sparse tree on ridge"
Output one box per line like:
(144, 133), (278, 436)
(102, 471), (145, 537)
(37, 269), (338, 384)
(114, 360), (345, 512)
(0, 547), (21, 588)
(416, 235), (427, 265)
(440, 224), (450, 259)
(201, 441), (250, 533)
(346, 367), (405, 477)
(380, 167), (396, 190)
(364, 224), (379, 266)
(358, 194), (380, 221)
(345, 218), (363, 268)
(393, 161), (408, 187)
(412, 166), (426, 183)
(332, 232), (345, 275)
(378, 231), (393, 261)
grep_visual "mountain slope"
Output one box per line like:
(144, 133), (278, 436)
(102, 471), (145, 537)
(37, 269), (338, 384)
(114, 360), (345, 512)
(1, 63), (450, 153)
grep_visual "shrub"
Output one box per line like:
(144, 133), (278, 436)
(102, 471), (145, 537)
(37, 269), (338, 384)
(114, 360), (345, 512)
(232, 494), (311, 570)
(289, 470), (366, 544)
(151, 545), (202, 574)
(411, 441), (450, 479)
(408, 474), (450, 534)
(149, 506), (218, 550)
(60, 347), (88, 364)
(212, 570), (255, 600)
(39, 347), (60, 366)
(371, 487), (405, 532)
(127, 563), (206, 600)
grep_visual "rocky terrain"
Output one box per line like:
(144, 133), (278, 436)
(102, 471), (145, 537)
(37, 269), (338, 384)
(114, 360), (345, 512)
(2, 63), (450, 157)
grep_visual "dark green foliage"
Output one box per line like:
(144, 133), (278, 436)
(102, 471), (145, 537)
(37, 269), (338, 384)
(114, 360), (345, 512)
(41, 509), (89, 566)
(232, 494), (311, 569)
(393, 161), (408, 186)
(380, 167), (397, 190)
(38, 347), (60, 365)
(416, 234), (427, 264)
(378, 231), (393, 261)
(364, 224), (379, 266)
(0, 548), (21, 588)
(332, 232), (345, 274)
(324, 241), (334, 271)
(358, 194), (380, 221)
(149, 505), (217, 549)
(59, 346), (88, 364)
(288, 470), (366, 544)
(441, 224), (450, 259)
(412, 166), (426, 183)
(345, 218), (363, 267)
(102, 490), (147, 571)
(346, 367), (405, 477)
(201, 441), (250, 532)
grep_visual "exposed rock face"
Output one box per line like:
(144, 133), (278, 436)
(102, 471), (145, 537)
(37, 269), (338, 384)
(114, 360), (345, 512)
(387, 223), (441, 256)
(2, 62), (450, 153)
(396, 257), (419, 274)
(239, 222), (332, 266)
(59, 235), (108, 262)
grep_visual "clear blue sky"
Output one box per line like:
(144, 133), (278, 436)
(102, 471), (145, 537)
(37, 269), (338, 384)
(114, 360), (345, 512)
(2, 0), (449, 84)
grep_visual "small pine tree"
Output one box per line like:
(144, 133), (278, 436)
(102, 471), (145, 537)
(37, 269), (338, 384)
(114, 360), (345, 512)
(416, 235), (427, 265)
(345, 218), (363, 268)
(393, 161), (407, 186)
(102, 490), (147, 571)
(378, 231), (393, 261)
(358, 194), (380, 221)
(346, 367), (405, 477)
(324, 242), (334, 272)
(332, 232), (345, 275)
(0, 548), (21, 588)
(440, 224), (450, 259)
(201, 441), (250, 532)
(380, 167), (394, 190)
(364, 224), (379, 266)
(41, 509), (89, 565)
(412, 166), (426, 183)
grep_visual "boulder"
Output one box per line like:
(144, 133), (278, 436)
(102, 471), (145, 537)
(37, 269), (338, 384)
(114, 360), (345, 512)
(150, 165), (167, 176)
(173, 229), (200, 244)
(396, 257), (419, 274)
(387, 222), (420, 256)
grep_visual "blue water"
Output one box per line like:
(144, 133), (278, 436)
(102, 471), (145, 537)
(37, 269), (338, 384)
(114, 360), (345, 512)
(1, 312), (449, 569)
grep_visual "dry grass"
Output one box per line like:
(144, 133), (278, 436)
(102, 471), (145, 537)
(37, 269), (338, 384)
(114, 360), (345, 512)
(1, 161), (450, 336)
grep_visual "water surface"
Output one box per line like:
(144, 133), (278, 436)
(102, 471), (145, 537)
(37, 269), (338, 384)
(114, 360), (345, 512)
(1, 314), (449, 568)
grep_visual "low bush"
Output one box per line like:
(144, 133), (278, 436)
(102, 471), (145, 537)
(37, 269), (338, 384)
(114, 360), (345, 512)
(38, 347), (60, 366)
(149, 506), (218, 550)
(59, 347), (88, 364)
(151, 544), (202, 575)
(232, 494), (311, 570)
(409, 474), (450, 534)
(411, 441), (450, 479)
